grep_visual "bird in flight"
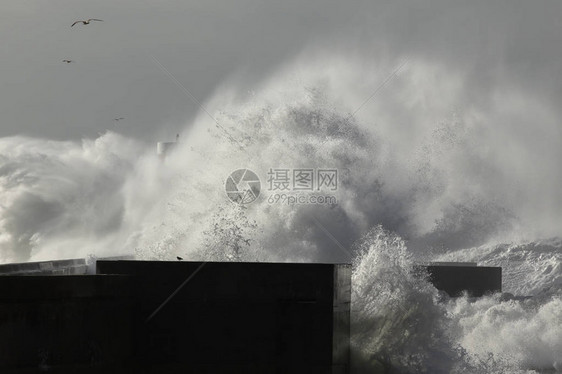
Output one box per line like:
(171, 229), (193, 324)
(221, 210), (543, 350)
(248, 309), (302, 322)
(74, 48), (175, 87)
(71, 19), (103, 27)
(176, 256), (183, 261)
(114, 117), (125, 122)
(62, 59), (74, 63)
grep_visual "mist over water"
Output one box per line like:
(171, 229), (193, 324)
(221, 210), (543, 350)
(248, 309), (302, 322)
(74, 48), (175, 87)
(0, 135), (143, 262)
(1, 54), (561, 372)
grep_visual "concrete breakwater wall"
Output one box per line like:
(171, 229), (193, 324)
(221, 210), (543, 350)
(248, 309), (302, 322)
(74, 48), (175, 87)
(0, 260), (351, 374)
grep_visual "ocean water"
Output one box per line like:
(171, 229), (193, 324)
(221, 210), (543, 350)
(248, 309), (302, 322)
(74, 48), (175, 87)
(351, 227), (561, 373)
(0, 55), (560, 372)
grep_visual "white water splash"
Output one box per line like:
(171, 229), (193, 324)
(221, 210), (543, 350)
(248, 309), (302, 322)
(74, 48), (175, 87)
(1, 54), (561, 373)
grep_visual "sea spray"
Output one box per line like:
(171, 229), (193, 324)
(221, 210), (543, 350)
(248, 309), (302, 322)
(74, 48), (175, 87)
(446, 294), (562, 372)
(351, 225), (462, 373)
(0, 133), (142, 263)
(349, 226), (562, 373)
(3, 56), (561, 262)
(1, 55), (561, 372)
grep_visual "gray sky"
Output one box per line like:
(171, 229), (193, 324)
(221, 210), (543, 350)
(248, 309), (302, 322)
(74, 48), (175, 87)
(1, 0), (562, 142)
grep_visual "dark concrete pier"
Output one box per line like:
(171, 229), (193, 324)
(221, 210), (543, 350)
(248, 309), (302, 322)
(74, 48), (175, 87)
(0, 257), (502, 373)
(0, 260), (351, 374)
(417, 262), (502, 297)
(0, 258), (88, 276)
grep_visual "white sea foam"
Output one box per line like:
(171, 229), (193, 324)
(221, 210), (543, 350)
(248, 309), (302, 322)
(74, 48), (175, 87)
(351, 227), (562, 373)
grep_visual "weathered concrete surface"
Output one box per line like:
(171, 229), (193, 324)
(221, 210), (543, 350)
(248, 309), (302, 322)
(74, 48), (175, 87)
(0, 259), (88, 276)
(97, 260), (351, 374)
(0, 275), (134, 372)
(0, 261), (351, 374)
(422, 264), (502, 297)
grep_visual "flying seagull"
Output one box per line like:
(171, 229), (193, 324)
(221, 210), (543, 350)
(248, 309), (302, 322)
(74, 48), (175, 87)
(114, 117), (125, 122)
(71, 19), (103, 27)
(62, 59), (74, 63)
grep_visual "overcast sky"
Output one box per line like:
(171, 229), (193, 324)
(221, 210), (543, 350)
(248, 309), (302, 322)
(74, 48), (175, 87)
(1, 0), (561, 143)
